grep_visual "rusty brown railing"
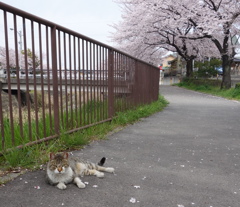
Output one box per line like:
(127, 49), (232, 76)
(0, 2), (159, 151)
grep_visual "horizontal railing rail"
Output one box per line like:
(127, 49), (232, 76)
(0, 2), (159, 152)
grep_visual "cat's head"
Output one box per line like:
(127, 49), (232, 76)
(48, 152), (70, 174)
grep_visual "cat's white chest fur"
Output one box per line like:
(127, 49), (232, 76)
(47, 167), (73, 184)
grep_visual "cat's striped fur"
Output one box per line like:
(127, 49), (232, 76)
(46, 152), (114, 190)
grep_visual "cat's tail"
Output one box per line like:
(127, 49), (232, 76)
(98, 157), (106, 166)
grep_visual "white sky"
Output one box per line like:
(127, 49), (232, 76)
(0, 0), (122, 46)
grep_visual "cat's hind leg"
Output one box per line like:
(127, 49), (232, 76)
(74, 177), (86, 188)
(97, 166), (115, 173)
(87, 169), (105, 178)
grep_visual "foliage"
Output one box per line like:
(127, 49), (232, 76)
(194, 59), (221, 78)
(21, 48), (40, 69)
(235, 83), (240, 89)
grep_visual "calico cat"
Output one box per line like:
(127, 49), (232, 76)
(46, 152), (114, 190)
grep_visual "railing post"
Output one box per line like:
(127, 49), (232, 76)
(108, 49), (114, 118)
(51, 26), (60, 134)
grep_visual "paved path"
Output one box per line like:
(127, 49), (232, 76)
(0, 86), (240, 207)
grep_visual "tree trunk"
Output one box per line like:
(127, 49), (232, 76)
(221, 55), (232, 89)
(186, 58), (193, 77)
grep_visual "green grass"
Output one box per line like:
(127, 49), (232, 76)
(176, 79), (240, 101)
(0, 99), (108, 150)
(0, 95), (168, 177)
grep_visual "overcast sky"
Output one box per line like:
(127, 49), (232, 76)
(1, 0), (122, 46)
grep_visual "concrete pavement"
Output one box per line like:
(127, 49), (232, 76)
(0, 86), (240, 207)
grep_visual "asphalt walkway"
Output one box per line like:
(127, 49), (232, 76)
(0, 86), (240, 207)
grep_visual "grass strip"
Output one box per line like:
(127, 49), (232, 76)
(0, 95), (168, 182)
(176, 79), (240, 101)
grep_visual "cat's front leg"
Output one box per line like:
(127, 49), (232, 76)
(57, 182), (67, 190)
(74, 177), (86, 189)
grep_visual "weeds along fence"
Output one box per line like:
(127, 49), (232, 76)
(0, 2), (159, 152)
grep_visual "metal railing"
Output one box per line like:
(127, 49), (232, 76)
(0, 2), (159, 151)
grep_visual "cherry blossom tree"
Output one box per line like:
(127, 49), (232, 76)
(0, 46), (40, 71)
(111, 0), (219, 77)
(0, 46), (16, 69)
(112, 0), (240, 88)
(178, 0), (240, 88)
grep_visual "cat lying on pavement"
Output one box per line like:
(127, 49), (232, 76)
(46, 152), (115, 190)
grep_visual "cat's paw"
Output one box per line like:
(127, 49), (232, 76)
(96, 172), (105, 178)
(106, 167), (115, 173)
(57, 182), (67, 190)
(76, 182), (86, 189)
(74, 177), (86, 189)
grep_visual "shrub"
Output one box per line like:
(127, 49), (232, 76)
(235, 83), (240, 89)
(194, 59), (221, 78)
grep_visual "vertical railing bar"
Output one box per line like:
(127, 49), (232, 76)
(22, 17), (33, 141)
(128, 57), (132, 107)
(116, 52), (120, 112)
(13, 14), (24, 138)
(124, 55), (127, 109)
(123, 54), (125, 110)
(125, 56), (129, 109)
(82, 39), (85, 126)
(99, 45), (102, 121)
(4, 11), (15, 146)
(116, 52), (121, 112)
(58, 30), (64, 127)
(51, 25), (60, 134)
(116, 52), (119, 97)
(101, 47), (104, 120)
(129, 59), (133, 107)
(68, 34), (73, 128)
(148, 65), (152, 103)
(89, 42), (93, 124)
(146, 65), (149, 103)
(1, 11), (7, 149)
(93, 43), (96, 121)
(145, 65), (148, 103)
(45, 26), (53, 132)
(129, 58), (133, 107)
(77, 37), (82, 126)
(108, 48), (114, 118)
(143, 63), (146, 104)
(156, 66), (160, 100)
(63, 32), (68, 129)
(139, 62), (143, 104)
(119, 53), (122, 111)
(96, 45), (100, 121)
(73, 36), (78, 126)
(31, 20), (40, 139)
(38, 23), (46, 137)
(86, 41), (89, 124)
(121, 53), (125, 110)
(102, 47), (105, 120)
(113, 52), (116, 111)
(133, 60), (138, 106)
(130, 59), (134, 107)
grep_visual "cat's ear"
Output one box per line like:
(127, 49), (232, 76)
(63, 152), (69, 159)
(50, 153), (55, 160)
